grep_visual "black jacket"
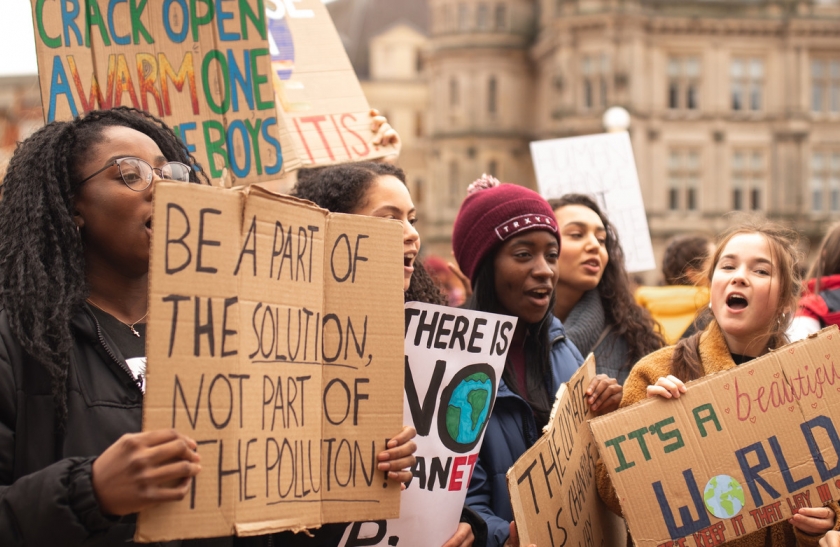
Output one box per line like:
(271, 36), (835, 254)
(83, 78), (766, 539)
(0, 306), (345, 547)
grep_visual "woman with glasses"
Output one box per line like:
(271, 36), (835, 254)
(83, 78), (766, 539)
(0, 107), (416, 547)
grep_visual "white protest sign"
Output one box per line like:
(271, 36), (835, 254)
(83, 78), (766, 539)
(530, 132), (656, 273)
(339, 302), (517, 547)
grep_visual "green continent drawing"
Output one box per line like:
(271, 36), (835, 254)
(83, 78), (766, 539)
(703, 475), (745, 519)
(444, 372), (492, 445)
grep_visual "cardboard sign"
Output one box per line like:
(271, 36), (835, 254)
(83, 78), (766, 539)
(339, 303), (516, 547)
(590, 327), (840, 547)
(507, 355), (626, 547)
(29, 0), (389, 184)
(136, 182), (404, 541)
(270, 0), (395, 171)
(530, 132), (656, 273)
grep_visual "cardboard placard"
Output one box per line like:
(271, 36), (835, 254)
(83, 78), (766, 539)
(590, 327), (840, 547)
(339, 303), (516, 547)
(136, 182), (404, 542)
(270, 0), (395, 171)
(29, 0), (390, 185)
(530, 132), (656, 273)
(507, 355), (626, 547)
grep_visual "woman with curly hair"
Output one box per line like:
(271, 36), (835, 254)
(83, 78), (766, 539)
(0, 108), (416, 547)
(550, 194), (664, 385)
(293, 162), (446, 305)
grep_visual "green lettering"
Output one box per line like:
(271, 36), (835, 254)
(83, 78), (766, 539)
(627, 426), (651, 461)
(201, 50), (231, 115)
(250, 48), (272, 110)
(202, 120), (227, 178)
(239, 0), (266, 39)
(649, 417), (684, 454)
(85, 0), (111, 46)
(191, 0), (215, 41)
(692, 403), (722, 437)
(130, 0), (154, 44)
(36, 0), (61, 48)
(604, 435), (635, 473)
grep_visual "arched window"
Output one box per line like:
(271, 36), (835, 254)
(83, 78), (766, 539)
(450, 78), (460, 107)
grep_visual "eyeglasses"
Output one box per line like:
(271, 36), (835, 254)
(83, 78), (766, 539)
(79, 157), (192, 191)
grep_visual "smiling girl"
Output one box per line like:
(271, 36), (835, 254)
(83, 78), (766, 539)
(597, 221), (840, 546)
(550, 195), (663, 387)
(453, 177), (620, 547)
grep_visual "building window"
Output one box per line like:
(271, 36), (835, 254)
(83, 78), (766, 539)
(732, 150), (764, 211)
(731, 58), (764, 111)
(667, 149), (701, 212)
(488, 77), (498, 114)
(448, 161), (461, 206)
(415, 111), (424, 137)
(414, 178), (424, 204)
(487, 160), (498, 177)
(812, 58), (840, 113)
(477, 3), (490, 30)
(811, 151), (840, 213)
(450, 78), (459, 107)
(458, 3), (470, 31)
(582, 54), (609, 109)
(667, 56), (700, 110)
(494, 3), (507, 31)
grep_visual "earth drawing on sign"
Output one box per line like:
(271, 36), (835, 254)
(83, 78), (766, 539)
(703, 474), (745, 519)
(438, 364), (497, 453)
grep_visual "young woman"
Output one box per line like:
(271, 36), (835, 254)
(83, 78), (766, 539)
(550, 194), (664, 384)
(293, 163), (482, 547)
(0, 108), (416, 547)
(597, 222), (840, 547)
(635, 234), (713, 344)
(454, 177), (621, 547)
(790, 222), (840, 340)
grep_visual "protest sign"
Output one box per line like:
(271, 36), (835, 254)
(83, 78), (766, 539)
(29, 0), (390, 185)
(338, 303), (516, 547)
(135, 182), (405, 541)
(270, 0), (396, 171)
(530, 132), (656, 272)
(507, 355), (626, 547)
(590, 327), (840, 547)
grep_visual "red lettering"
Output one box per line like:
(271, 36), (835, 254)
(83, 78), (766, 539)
(298, 115), (335, 161)
(329, 114), (352, 159)
(341, 113), (369, 158)
(449, 456), (467, 491)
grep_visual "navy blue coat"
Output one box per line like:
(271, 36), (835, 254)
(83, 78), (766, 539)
(465, 317), (584, 547)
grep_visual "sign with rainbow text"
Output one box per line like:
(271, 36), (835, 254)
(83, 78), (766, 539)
(590, 327), (840, 547)
(29, 0), (391, 184)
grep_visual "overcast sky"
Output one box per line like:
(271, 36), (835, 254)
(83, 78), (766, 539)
(0, 0), (338, 77)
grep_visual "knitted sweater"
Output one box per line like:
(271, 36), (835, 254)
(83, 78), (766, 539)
(564, 289), (631, 384)
(595, 321), (840, 547)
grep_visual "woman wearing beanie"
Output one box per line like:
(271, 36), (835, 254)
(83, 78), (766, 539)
(455, 176), (622, 547)
(550, 194), (664, 384)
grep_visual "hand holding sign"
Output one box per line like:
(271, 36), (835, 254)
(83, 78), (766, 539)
(92, 430), (202, 516)
(377, 425), (418, 483)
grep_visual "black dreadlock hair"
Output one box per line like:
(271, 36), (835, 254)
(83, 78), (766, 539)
(293, 162), (446, 306)
(0, 107), (207, 430)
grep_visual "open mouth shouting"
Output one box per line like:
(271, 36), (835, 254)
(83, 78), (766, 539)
(525, 286), (553, 307)
(581, 258), (601, 274)
(725, 292), (748, 312)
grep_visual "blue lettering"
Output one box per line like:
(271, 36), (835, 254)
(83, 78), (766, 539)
(228, 49), (254, 111)
(215, 0), (239, 40)
(801, 415), (840, 482)
(768, 435), (814, 493)
(61, 0), (83, 46)
(735, 442), (781, 507)
(261, 117), (282, 175)
(226, 120), (251, 178)
(163, 0), (189, 42)
(653, 469), (710, 539)
(108, 0), (130, 45)
(47, 56), (78, 121)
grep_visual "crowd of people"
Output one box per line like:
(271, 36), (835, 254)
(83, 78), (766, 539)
(0, 106), (839, 547)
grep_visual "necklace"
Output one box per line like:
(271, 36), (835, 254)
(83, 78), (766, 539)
(86, 298), (148, 337)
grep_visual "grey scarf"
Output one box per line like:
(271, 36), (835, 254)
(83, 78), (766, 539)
(564, 289), (631, 384)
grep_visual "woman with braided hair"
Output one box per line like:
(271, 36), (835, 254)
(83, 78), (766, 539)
(0, 107), (416, 547)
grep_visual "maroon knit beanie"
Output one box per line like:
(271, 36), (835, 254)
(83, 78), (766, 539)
(452, 176), (559, 284)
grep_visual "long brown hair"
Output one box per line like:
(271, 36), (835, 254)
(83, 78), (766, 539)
(671, 221), (803, 381)
(550, 194), (664, 369)
(806, 221), (840, 294)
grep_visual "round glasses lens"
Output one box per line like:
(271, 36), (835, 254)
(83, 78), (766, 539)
(120, 158), (152, 189)
(161, 162), (191, 182)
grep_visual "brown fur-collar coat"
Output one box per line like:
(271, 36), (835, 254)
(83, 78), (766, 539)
(596, 321), (840, 547)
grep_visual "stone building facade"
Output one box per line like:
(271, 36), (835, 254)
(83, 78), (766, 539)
(339, 0), (840, 276)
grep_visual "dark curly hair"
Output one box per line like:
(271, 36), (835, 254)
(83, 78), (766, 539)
(0, 107), (207, 430)
(293, 162), (446, 305)
(662, 234), (712, 286)
(549, 194), (664, 369)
